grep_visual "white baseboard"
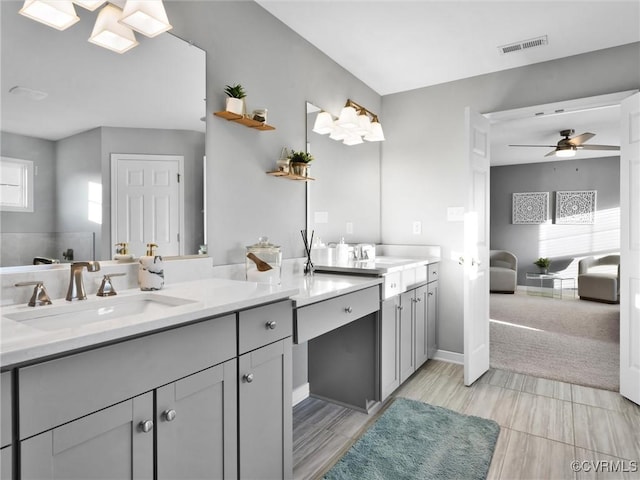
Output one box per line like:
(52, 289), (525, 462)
(432, 349), (464, 364)
(292, 382), (310, 406)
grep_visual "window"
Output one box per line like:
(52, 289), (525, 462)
(0, 157), (34, 212)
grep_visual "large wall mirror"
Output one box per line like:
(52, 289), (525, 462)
(305, 102), (381, 245)
(0, 1), (206, 267)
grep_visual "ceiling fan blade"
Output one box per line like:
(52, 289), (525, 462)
(578, 144), (620, 151)
(544, 149), (557, 157)
(509, 144), (557, 148)
(568, 132), (595, 146)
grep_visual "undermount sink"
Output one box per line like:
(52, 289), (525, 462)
(5, 294), (197, 331)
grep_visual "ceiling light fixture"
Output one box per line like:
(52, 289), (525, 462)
(119, 0), (173, 38)
(89, 3), (138, 54)
(555, 145), (576, 158)
(18, 0), (172, 54)
(313, 99), (385, 146)
(19, 0), (80, 31)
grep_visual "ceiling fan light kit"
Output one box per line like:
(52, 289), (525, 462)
(18, 0), (172, 53)
(509, 128), (620, 158)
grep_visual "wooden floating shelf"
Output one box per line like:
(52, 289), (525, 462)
(267, 171), (315, 181)
(214, 111), (275, 131)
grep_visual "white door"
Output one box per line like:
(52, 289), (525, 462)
(619, 92), (640, 405)
(111, 154), (184, 258)
(463, 107), (491, 386)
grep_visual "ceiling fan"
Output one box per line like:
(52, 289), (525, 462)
(509, 129), (620, 158)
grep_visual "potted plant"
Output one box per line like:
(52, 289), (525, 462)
(224, 83), (246, 115)
(534, 257), (551, 274)
(287, 150), (313, 177)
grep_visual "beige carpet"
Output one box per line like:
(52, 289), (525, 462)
(490, 290), (620, 391)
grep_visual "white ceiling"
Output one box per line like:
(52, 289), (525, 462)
(257, 0), (639, 165)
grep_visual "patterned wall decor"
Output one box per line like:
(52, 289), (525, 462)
(555, 190), (597, 224)
(512, 192), (549, 224)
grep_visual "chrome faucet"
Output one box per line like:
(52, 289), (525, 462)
(66, 261), (101, 301)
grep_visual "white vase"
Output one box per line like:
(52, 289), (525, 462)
(226, 97), (245, 115)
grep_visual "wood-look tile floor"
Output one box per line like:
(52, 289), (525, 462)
(293, 360), (640, 480)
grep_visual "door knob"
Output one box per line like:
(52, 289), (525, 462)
(138, 420), (154, 433)
(162, 409), (177, 422)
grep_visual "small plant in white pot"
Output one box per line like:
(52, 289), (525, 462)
(224, 83), (246, 115)
(288, 151), (313, 177)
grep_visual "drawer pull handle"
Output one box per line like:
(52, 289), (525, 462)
(162, 409), (177, 422)
(428, 292), (434, 296)
(243, 373), (254, 383)
(344, 306), (353, 313)
(397, 305), (403, 311)
(416, 297), (422, 303)
(433, 271), (438, 275)
(266, 321), (277, 330)
(139, 420), (154, 433)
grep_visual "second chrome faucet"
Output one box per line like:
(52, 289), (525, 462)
(66, 261), (101, 301)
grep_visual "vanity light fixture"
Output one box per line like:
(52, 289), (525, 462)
(313, 99), (385, 145)
(19, 0), (80, 31)
(89, 3), (138, 54)
(119, 0), (172, 38)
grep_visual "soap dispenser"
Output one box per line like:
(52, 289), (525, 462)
(113, 242), (133, 261)
(336, 237), (349, 266)
(138, 243), (164, 291)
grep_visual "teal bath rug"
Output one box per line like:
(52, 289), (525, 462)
(324, 397), (500, 480)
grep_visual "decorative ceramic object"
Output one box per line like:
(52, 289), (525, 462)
(226, 97), (245, 115)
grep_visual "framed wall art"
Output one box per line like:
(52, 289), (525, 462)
(555, 190), (596, 224)
(512, 192), (549, 224)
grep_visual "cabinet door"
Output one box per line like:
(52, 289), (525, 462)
(399, 291), (415, 383)
(21, 392), (153, 480)
(1, 446), (11, 480)
(380, 296), (401, 401)
(156, 360), (237, 480)
(239, 338), (292, 480)
(414, 285), (429, 368)
(427, 281), (439, 359)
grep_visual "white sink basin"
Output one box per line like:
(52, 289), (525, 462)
(5, 294), (196, 331)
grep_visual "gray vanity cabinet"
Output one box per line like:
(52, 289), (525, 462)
(427, 263), (439, 359)
(380, 295), (401, 400)
(238, 301), (293, 480)
(21, 392), (154, 480)
(413, 284), (429, 368)
(399, 290), (416, 383)
(1, 371), (12, 480)
(156, 360), (238, 480)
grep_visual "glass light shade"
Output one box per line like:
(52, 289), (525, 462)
(364, 121), (385, 142)
(73, 0), (105, 11)
(312, 111), (334, 135)
(329, 125), (348, 141)
(19, 0), (80, 30)
(343, 133), (364, 146)
(336, 106), (359, 130)
(355, 112), (372, 135)
(119, 0), (172, 38)
(555, 147), (576, 158)
(89, 4), (139, 54)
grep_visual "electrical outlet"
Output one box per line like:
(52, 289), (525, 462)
(346, 222), (354, 234)
(412, 221), (422, 235)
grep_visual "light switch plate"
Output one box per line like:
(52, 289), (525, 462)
(346, 222), (354, 234)
(412, 221), (422, 234)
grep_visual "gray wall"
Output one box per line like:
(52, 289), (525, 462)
(381, 42), (640, 354)
(491, 156), (621, 285)
(1, 131), (56, 233)
(167, 1), (381, 265)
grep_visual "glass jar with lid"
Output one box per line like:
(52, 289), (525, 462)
(245, 236), (282, 284)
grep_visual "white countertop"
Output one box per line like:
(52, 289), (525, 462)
(285, 272), (383, 307)
(0, 278), (298, 368)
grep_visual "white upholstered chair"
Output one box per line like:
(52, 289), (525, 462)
(490, 250), (518, 293)
(578, 254), (620, 303)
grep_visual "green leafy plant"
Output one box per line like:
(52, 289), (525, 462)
(534, 257), (551, 269)
(287, 151), (314, 164)
(224, 83), (246, 99)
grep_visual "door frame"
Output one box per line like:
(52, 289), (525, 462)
(110, 153), (185, 256)
(476, 89), (639, 401)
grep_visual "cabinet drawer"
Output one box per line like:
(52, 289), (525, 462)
(239, 301), (292, 355)
(1, 372), (11, 448)
(19, 314), (236, 439)
(428, 263), (439, 283)
(295, 286), (380, 343)
(383, 272), (402, 299)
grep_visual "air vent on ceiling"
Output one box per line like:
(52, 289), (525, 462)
(498, 35), (548, 55)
